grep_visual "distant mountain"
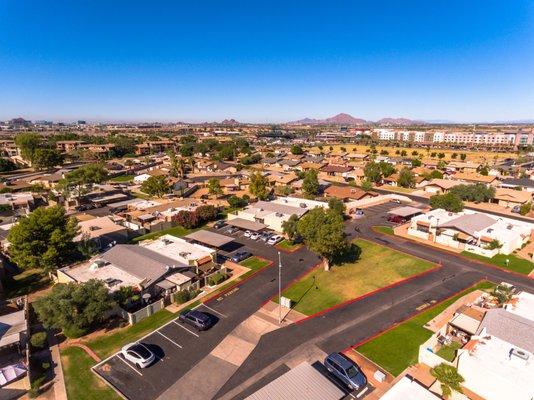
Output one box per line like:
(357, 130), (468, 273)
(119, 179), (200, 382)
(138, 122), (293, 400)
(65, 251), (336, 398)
(377, 117), (420, 126)
(288, 113), (368, 125)
(220, 119), (240, 125)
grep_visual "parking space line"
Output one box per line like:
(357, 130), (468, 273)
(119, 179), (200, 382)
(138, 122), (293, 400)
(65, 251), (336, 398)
(116, 355), (143, 376)
(157, 330), (183, 348)
(172, 320), (200, 337)
(356, 387), (368, 398)
(200, 303), (227, 318)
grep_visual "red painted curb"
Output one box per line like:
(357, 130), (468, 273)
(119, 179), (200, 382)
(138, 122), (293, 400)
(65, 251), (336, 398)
(295, 264), (441, 324)
(341, 278), (488, 354)
(202, 258), (274, 304)
(371, 226), (534, 280)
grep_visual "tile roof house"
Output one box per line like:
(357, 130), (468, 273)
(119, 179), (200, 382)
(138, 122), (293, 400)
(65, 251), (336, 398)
(452, 172), (498, 185)
(492, 187), (532, 208)
(324, 185), (377, 202)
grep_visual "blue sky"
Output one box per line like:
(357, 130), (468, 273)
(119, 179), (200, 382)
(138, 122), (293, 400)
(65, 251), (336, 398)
(1, 1), (533, 123)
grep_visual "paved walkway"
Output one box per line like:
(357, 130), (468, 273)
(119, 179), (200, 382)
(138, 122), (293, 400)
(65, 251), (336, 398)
(46, 332), (68, 400)
(63, 342), (101, 362)
(157, 305), (281, 400)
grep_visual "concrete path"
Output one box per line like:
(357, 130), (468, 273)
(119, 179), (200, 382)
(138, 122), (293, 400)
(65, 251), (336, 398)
(47, 332), (68, 400)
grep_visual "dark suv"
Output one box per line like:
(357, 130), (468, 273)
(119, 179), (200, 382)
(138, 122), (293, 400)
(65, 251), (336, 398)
(324, 352), (367, 391)
(178, 310), (214, 331)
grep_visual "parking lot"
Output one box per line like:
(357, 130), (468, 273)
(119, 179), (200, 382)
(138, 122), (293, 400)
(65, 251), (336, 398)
(93, 301), (231, 399)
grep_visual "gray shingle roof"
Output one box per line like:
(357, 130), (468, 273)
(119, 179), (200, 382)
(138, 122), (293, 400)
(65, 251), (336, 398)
(101, 244), (185, 287)
(476, 308), (534, 353)
(438, 213), (496, 236)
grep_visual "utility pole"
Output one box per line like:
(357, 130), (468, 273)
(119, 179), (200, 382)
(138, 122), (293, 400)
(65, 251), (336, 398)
(278, 251), (282, 325)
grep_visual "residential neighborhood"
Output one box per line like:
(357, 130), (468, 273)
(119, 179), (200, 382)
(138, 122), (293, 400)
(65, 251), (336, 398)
(2, 2), (534, 400)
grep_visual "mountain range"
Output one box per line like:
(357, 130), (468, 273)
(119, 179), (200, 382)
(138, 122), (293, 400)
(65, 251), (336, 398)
(287, 113), (421, 126)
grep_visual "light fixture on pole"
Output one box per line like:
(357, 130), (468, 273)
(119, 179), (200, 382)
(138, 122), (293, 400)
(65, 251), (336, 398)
(278, 251), (282, 325)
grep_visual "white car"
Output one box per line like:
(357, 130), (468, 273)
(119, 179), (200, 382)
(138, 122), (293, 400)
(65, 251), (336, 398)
(267, 235), (283, 245)
(244, 230), (252, 238)
(250, 231), (261, 240)
(121, 343), (155, 368)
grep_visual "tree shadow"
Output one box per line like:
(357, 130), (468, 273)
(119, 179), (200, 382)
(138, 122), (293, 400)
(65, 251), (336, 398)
(331, 243), (362, 266)
(291, 275), (318, 308)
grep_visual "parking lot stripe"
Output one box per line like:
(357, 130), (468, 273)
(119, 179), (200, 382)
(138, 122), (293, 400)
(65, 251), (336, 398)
(356, 387), (368, 398)
(157, 331), (183, 348)
(117, 356), (143, 376)
(172, 320), (200, 337)
(200, 303), (227, 318)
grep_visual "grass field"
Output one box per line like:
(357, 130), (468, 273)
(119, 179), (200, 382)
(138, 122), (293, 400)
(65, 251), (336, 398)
(84, 310), (176, 359)
(108, 174), (134, 182)
(436, 341), (462, 362)
(311, 144), (516, 163)
(276, 239), (302, 251)
(240, 256), (271, 271)
(2, 268), (51, 298)
(356, 281), (495, 376)
(460, 252), (533, 275)
(61, 347), (120, 400)
(373, 226), (394, 235)
(279, 239), (435, 316)
(130, 225), (202, 243)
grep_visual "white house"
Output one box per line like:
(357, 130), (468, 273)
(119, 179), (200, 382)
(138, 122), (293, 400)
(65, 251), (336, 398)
(408, 209), (533, 256)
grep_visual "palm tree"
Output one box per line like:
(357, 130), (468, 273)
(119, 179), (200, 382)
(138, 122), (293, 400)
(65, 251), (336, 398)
(492, 284), (513, 306)
(431, 363), (464, 398)
(188, 157), (196, 174)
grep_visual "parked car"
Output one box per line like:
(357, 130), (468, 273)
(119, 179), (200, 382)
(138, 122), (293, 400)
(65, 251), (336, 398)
(250, 231), (261, 240)
(511, 205), (521, 214)
(391, 199), (401, 204)
(231, 251), (252, 262)
(121, 343), (155, 368)
(214, 220), (226, 229)
(386, 215), (406, 224)
(324, 352), (367, 391)
(267, 235), (283, 245)
(244, 230), (252, 238)
(260, 232), (273, 242)
(179, 310), (214, 331)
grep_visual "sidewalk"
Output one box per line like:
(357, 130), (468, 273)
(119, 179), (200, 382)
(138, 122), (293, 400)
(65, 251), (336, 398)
(45, 331), (68, 400)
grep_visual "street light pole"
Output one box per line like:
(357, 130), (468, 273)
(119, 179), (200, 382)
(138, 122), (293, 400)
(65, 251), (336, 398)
(278, 251), (282, 325)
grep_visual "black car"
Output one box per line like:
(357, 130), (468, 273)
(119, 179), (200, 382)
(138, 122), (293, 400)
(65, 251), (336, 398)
(231, 251), (252, 263)
(178, 310), (214, 331)
(214, 220), (226, 229)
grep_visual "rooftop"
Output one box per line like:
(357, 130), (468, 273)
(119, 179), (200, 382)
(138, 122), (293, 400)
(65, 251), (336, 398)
(380, 376), (439, 400)
(185, 230), (234, 248)
(476, 308), (534, 353)
(141, 234), (214, 266)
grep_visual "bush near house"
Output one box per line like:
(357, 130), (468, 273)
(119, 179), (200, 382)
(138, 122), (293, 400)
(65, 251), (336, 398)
(30, 332), (47, 349)
(208, 272), (228, 286)
(174, 288), (200, 304)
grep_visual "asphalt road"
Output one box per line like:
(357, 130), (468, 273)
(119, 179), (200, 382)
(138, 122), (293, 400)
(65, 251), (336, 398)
(96, 201), (534, 400)
(95, 229), (321, 400)
(215, 202), (534, 399)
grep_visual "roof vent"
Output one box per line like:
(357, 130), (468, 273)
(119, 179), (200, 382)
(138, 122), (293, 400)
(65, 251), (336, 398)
(300, 203), (307, 208)
(511, 348), (530, 361)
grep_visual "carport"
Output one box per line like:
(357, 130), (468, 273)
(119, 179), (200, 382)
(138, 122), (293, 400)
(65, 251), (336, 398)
(185, 230), (234, 248)
(387, 206), (423, 220)
(226, 218), (266, 231)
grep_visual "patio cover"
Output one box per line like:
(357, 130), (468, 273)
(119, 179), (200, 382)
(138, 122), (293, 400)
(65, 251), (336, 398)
(185, 230), (234, 248)
(449, 313), (481, 335)
(226, 218), (266, 231)
(388, 206), (423, 218)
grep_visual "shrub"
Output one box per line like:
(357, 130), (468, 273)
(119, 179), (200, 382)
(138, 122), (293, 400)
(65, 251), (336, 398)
(174, 290), (190, 304)
(208, 272), (227, 286)
(173, 210), (200, 229)
(195, 205), (218, 222)
(41, 362), (51, 370)
(520, 202), (531, 216)
(30, 332), (47, 349)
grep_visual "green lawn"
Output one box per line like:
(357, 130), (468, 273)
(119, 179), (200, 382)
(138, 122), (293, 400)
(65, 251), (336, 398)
(276, 239), (302, 251)
(436, 341), (462, 362)
(61, 347), (120, 400)
(280, 239), (435, 316)
(130, 225), (202, 243)
(356, 281), (495, 376)
(84, 310), (175, 359)
(373, 226), (394, 235)
(2, 268), (51, 298)
(460, 252), (533, 275)
(240, 256), (271, 271)
(108, 174), (134, 182)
